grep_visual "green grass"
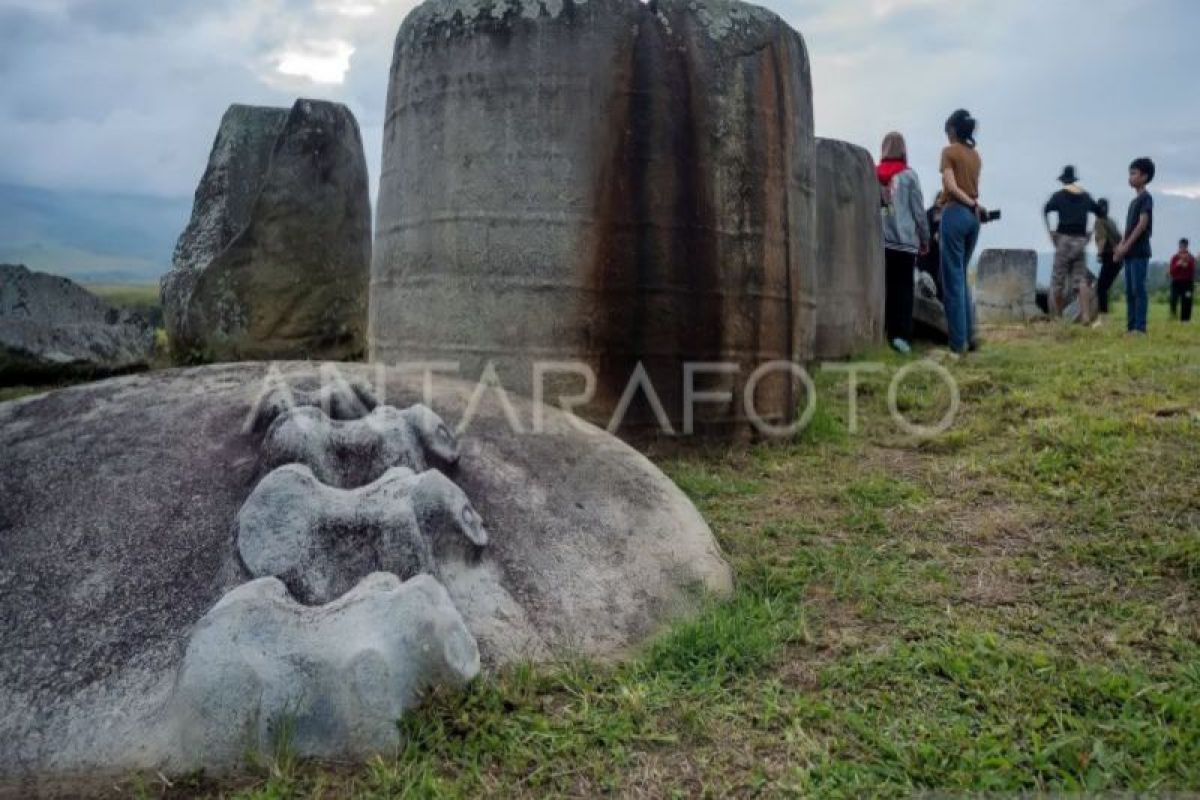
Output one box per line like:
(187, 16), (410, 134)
(89, 305), (1200, 797)
(83, 282), (161, 312)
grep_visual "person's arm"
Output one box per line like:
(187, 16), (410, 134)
(1043, 197), (1056, 238)
(942, 166), (986, 219)
(1115, 212), (1149, 261)
(908, 173), (930, 252)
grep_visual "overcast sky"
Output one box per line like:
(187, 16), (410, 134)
(1, 0), (1197, 272)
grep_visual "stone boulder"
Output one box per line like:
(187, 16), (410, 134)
(161, 100), (371, 363)
(912, 270), (948, 341)
(371, 0), (816, 436)
(0, 363), (731, 782)
(0, 264), (155, 382)
(973, 249), (1043, 323)
(813, 138), (885, 359)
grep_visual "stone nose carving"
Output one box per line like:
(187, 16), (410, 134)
(260, 403), (460, 488)
(236, 464), (488, 605)
(248, 376), (379, 433)
(165, 572), (479, 768)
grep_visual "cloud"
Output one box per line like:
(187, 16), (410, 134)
(2, 0), (1199, 261)
(1162, 185), (1200, 201)
(272, 39), (356, 85)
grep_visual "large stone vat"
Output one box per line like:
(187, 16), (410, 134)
(370, 0), (816, 436)
(813, 138), (885, 359)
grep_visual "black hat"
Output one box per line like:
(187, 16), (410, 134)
(1058, 165), (1078, 184)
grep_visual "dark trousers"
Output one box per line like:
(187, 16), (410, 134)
(1170, 279), (1195, 322)
(885, 247), (916, 342)
(1096, 249), (1122, 314)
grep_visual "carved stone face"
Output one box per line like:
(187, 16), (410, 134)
(408, 405), (460, 468)
(414, 471), (488, 550)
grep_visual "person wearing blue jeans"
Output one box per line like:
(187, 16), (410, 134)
(1113, 157), (1155, 334)
(1123, 257), (1150, 332)
(940, 203), (979, 352)
(937, 109), (988, 355)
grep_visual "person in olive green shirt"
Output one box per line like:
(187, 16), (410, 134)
(1092, 199), (1122, 317)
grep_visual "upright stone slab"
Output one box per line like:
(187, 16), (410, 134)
(974, 249), (1041, 323)
(813, 138), (885, 360)
(370, 0), (816, 436)
(0, 264), (155, 381)
(162, 100), (371, 362)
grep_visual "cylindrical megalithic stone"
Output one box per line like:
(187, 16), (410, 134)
(974, 249), (1041, 323)
(370, 0), (815, 436)
(813, 137), (885, 360)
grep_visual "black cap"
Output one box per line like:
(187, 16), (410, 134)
(1058, 165), (1078, 184)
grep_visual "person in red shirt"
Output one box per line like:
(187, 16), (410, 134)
(1169, 238), (1196, 322)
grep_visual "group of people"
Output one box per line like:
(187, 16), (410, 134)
(876, 109), (1189, 356)
(1040, 158), (1188, 332)
(877, 109), (988, 357)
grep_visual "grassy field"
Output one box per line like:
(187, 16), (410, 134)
(76, 306), (1200, 797)
(83, 282), (161, 313)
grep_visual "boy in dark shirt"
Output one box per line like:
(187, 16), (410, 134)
(1169, 238), (1195, 322)
(1114, 158), (1155, 334)
(1044, 165), (1102, 317)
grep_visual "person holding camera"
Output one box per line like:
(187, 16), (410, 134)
(937, 109), (988, 357)
(1043, 165), (1102, 320)
(878, 132), (931, 355)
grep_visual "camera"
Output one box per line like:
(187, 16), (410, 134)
(981, 209), (1002, 224)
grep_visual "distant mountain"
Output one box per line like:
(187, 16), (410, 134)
(0, 183), (192, 283)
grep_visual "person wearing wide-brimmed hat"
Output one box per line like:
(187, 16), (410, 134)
(1044, 165), (1102, 319)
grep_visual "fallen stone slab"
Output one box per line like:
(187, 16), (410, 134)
(0, 264), (155, 382)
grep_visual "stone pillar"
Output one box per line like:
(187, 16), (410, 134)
(163, 100), (371, 362)
(813, 138), (885, 360)
(370, 0), (816, 437)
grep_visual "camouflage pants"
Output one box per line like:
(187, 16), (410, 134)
(1051, 234), (1090, 315)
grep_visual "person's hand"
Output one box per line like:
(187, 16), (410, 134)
(919, 243), (930, 257)
(1113, 244), (1127, 263)
(974, 203), (988, 222)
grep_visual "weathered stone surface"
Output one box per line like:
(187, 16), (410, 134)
(813, 138), (886, 359)
(0, 264), (155, 381)
(249, 371), (379, 432)
(162, 100), (370, 362)
(260, 404), (460, 488)
(912, 271), (948, 340)
(237, 465), (488, 604)
(974, 249), (1043, 323)
(0, 364), (731, 781)
(163, 573), (479, 770)
(371, 0), (816, 435)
